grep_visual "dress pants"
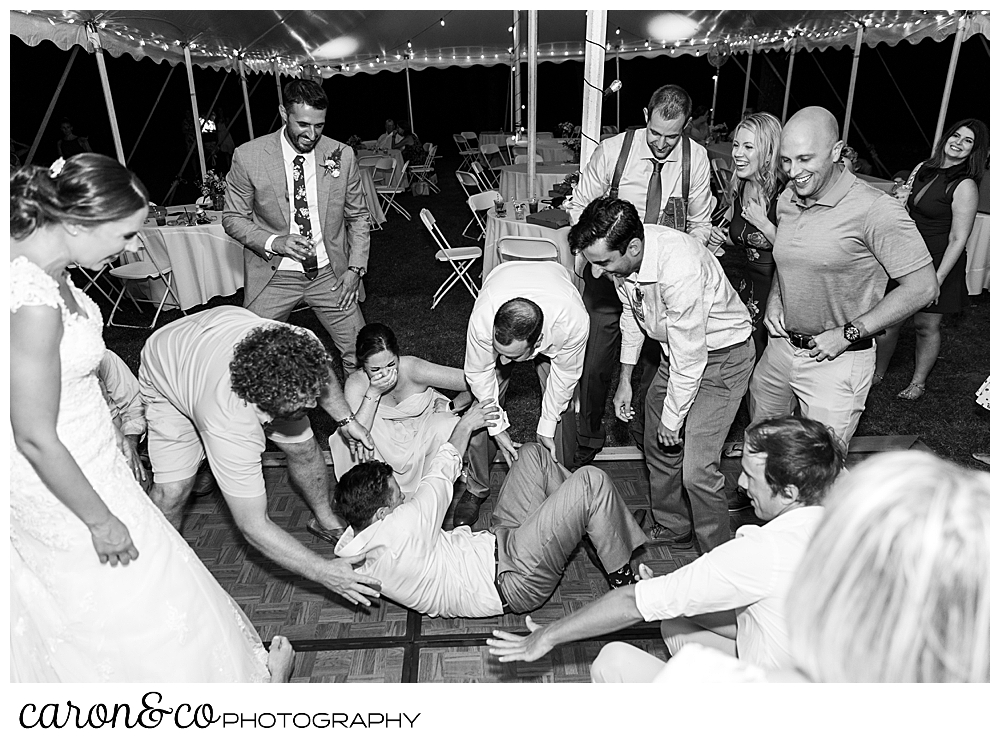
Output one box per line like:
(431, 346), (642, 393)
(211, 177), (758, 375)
(590, 642), (667, 683)
(644, 337), (754, 552)
(466, 355), (578, 499)
(748, 337), (874, 447)
(490, 444), (647, 614)
(575, 268), (622, 462)
(245, 265), (365, 376)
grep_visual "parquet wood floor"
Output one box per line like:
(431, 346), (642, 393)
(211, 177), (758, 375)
(180, 436), (924, 682)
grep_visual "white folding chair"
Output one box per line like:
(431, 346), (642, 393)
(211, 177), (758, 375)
(408, 143), (440, 193)
(478, 143), (506, 186)
(515, 153), (543, 165)
(106, 234), (185, 329)
(470, 161), (495, 192)
(419, 208), (482, 308)
(74, 263), (142, 312)
(711, 158), (733, 207)
(466, 190), (501, 241)
(498, 235), (559, 263)
(374, 158), (411, 220)
(461, 131), (480, 153)
(453, 134), (475, 169)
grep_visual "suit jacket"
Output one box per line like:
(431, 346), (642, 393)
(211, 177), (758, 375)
(223, 131), (370, 305)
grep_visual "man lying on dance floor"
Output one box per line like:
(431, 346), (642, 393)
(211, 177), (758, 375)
(334, 401), (647, 618)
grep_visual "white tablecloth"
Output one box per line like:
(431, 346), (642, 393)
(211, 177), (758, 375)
(497, 163), (578, 202)
(356, 148), (408, 188)
(966, 213), (990, 294)
(483, 209), (580, 292)
(358, 166), (387, 224)
(137, 212), (244, 310)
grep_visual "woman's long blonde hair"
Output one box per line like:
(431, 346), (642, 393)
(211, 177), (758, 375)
(786, 451), (990, 682)
(728, 112), (785, 204)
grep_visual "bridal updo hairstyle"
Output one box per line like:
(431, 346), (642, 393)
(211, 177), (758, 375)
(356, 323), (402, 368)
(10, 153), (149, 240)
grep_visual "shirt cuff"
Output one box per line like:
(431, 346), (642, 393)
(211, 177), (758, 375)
(659, 407), (684, 432)
(488, 410), (511, 436)
(535, 417), (557, 438)
(620, 345), (642, 365)
(263, 234), (277, 256)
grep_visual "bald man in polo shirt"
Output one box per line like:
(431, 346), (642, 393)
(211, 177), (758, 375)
(748, 107), (937, 445)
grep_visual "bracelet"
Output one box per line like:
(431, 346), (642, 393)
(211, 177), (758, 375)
(364, 395), (379, 403)
(335, 414), (355, 428)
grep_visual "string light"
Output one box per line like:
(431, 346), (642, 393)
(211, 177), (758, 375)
(440, 17), (445, 26)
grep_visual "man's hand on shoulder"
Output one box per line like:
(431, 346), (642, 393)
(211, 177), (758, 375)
(320, 553), (382, 606)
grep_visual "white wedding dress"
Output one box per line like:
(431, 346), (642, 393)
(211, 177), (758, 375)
(9, 257), (269, 682)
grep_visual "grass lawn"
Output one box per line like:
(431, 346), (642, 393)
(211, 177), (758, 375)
(97, 153), (990, 469)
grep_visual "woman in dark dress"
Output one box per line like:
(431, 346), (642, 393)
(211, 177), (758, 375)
(707, 112), (785, 363)
(875, 119), (988, 400)
(56, 119), (92, 159)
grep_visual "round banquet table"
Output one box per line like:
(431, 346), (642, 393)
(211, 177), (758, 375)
(478, 132), (512, 148)
(356, 148), (408, 188)
(482, 208), (580, 292)
(357, 165), (387, 224)
(134, 210), (244, 310)
(497, 163), (578, 202)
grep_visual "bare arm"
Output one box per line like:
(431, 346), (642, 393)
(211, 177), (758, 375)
(319, 369), (374, 454)
(10, 305), (138, 566)
(224, 495), (380, 606)
(935, 179), (978, 283)
(487, 585), (643, 663)
(854, 263), (939, 334)
(407, 356), (470, 393)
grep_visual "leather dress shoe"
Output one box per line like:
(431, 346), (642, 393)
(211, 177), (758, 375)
(728, 486), (753, 512)
(570, 447), (598, 472)
(307, 517), (345, 545)
(191, 463), (218, 497)
(452, 492), (488, 529)
(648, 523), (697, 550)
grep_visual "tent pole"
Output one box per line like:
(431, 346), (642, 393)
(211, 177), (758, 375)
(709, 69), (720, 130)
(89, 27), (126, 164)
(932, 13), (968, 152)
(527, 10), (538, 198)
(512, 11), (522, 131)
(616, 46), (621, 132)
(405, 56), (415, 134)
(873, 48), (931, 148)
(781, 39), (797, 124)
(230, 73), (265, 140)
(127, 64), (176, 165)
(842, 25), (865, 143)
(730, 55), (765, 98)
(26, 45), (79, 166)
(509, 58), (515, 132)
(580, 10), (608, 169)
(183, 45), (208, 182)
(274, 59), (284, 109)
(239, 57), (255, 140)
(740, 39), (754, 116)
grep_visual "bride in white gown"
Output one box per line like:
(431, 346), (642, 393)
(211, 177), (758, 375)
(9, 154), (292, 682)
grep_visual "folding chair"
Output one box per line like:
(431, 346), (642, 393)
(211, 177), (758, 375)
(374, 158), (411, 220)
(710, 158), (733, 207)
(466, 190), (501, 241)
(74, 263), (142, 312)
(498, 235), (559, 262)
(478, 143), (506, 186)
(419, 208), (482, 309)
(106, 234), (185, 329)
(515, 153), (543, 165)
(453, 134), (475, 169)
(470, 161), (495, 192)
(461, 131), (481, 153)
(408, 143), (440, 193)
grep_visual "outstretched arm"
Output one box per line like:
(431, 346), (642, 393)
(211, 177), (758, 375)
(487, 585), (643, 663)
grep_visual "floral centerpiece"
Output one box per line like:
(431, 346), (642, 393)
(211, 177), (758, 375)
(346, 135), (362, 154)
(198, 169), (227, 210)
(558, 121), (581, 162)
(549, 170), (580, 207)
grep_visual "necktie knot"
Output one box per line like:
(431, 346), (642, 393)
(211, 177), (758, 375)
(651, 159), (664, 173)
(294, 155), (304, 166)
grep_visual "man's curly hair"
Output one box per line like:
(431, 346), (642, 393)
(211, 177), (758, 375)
(229, 325), (332, 416)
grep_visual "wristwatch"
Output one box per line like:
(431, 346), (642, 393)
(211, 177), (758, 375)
(843, 322), (862, 344)
(348, 266), (367, 278)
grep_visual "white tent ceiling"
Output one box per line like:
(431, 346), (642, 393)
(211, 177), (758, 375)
(10, 9), (991, 77)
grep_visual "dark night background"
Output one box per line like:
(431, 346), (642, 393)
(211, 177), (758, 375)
(11, 30), (989, 204)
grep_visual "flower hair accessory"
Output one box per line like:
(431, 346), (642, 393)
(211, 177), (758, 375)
(49, 158), (66, 179)
(323, 148), (342, 178)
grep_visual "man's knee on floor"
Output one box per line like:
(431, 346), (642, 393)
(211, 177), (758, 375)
(513, 442), (547, 471)
(590, 642), (635, 683)
(571, 465), (614, 503)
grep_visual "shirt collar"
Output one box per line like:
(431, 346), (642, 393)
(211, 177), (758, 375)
(789, 163), (854, 208)
(280, 132), (314, 165)
(628, 229), (662, 285)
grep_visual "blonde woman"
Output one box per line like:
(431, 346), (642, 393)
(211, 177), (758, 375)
(784, 450), (989, 682)
(707, 112), (786, 363)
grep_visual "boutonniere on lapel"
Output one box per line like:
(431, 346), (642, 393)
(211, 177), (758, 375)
(323, 148), (342, 178)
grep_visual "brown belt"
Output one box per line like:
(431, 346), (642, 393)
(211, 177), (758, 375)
(788, 332), (873, 352)
(494, 541), (511, 613)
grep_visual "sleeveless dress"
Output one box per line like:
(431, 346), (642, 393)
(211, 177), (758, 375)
(9, 257), (269, 682)
(906, 163), (973, 314)
(718, 181), (779, 331)
(330, 387), (459, 498)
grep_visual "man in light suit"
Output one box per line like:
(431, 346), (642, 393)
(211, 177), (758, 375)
(223, 79), (370, 378)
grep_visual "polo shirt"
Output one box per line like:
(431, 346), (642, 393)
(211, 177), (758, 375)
(773, 165), (931, 336)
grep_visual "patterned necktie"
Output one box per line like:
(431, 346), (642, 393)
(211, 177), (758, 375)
(292, 155), (318, 279)
(644, 159), (664, 224)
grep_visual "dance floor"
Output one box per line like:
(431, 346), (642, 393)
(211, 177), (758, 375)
(179, 436), (928, 683)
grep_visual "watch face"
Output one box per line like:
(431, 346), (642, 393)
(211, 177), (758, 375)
(844, 324), (861, 342)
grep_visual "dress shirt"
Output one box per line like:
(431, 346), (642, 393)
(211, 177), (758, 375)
(634, 505), (825, 671)
(263, 134), (329, 272)
(464, 262), (589, 438)
(97, 350), (145, 437)
(566, 127), (713, 245)
(334, 444), (505, 618)
(617, 225), (751, 430)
